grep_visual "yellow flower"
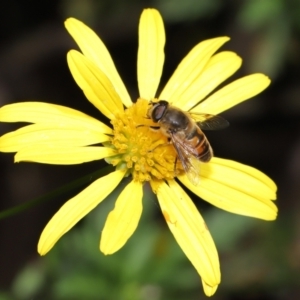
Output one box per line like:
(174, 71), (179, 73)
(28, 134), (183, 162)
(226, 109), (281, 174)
(0, 9), (277, 296)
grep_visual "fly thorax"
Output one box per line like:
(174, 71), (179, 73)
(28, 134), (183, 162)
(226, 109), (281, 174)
(162, 109), (190, 132)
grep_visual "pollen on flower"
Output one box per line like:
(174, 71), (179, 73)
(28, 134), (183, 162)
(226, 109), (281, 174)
(110, 98), (181, 183)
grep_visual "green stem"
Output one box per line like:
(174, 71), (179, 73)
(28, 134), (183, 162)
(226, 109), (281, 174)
(0, 165), (114, 220)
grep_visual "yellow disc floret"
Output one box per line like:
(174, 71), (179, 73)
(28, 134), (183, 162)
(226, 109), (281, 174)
(108, 98), (180, 183)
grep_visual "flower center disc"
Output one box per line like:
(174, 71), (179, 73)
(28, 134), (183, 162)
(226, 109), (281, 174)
(109, 98), (181, 183)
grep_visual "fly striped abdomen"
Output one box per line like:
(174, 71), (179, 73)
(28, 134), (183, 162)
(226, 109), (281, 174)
(185, 125), (213, 162)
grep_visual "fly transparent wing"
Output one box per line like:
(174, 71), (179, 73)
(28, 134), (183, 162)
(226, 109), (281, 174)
(171, 133), (201, 186)
(189, 112), (229, 130)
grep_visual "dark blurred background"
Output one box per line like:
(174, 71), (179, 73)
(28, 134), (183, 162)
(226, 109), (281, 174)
(0, 0), (300, 299)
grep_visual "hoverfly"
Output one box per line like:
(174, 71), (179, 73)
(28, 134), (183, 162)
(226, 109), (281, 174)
(147, 100), (229, 185)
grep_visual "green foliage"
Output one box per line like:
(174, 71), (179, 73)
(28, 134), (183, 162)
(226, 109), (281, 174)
(154, 0), (221, 22)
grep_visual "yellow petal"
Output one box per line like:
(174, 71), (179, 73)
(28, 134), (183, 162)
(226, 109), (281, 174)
(151, 179), (220, 287)
(179, 157), (278, 220)
(0, 102), (112, 134)
(175, 51), (242, 111)
(67, 50), (124, 120)
(191, 73), (271, 115)
(100, 180), (143, 254)
(159, 37), (230, 102)
(202, 279), (218, 297)
(15, 145), (116, 164)
(38, 170), (125, 255)
(65, 18), (132, 107)
(138, 8), (165, 99)
(0, 124), (110, 152)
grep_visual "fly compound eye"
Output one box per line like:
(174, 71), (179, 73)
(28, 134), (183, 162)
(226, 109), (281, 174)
(152, 101), (169, 122)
